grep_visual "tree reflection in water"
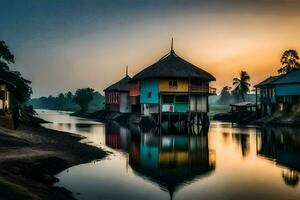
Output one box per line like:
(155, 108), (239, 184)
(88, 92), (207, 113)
(232, 133), (250, 158)
(282, 169), (299, 187)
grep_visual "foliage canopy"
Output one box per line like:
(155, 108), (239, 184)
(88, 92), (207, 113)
(0, 40), (32, 106)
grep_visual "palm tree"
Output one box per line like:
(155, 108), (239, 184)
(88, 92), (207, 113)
(232, 71), (250, 102)
(278, 49), (300, 74)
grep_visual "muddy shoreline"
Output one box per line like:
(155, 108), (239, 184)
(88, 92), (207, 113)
(0, 117), (108, 200)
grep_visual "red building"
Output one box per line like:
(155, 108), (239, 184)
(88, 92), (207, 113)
(104, 75), (132, 113)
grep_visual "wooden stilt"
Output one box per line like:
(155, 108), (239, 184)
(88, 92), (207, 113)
(168, 114), (171, 130)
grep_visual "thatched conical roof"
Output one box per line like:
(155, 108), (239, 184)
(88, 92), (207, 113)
(132, 50), (215, 81)
(104, 75), (132, 92)
(131, 162), (214, 199)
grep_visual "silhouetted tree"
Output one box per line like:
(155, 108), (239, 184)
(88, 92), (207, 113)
(0, 41), (32, 106)
(232, 71), (250, 102)
(57, 93), (66, 109)
(282, 170), (299, 187)
(278, 49), (300, 74)
(66, 91), (73, 100)
(217, 86), (232, 105)
(58, 93), (64, 98)
(0, 40), (14, 72)
(73, 88), (94, 112)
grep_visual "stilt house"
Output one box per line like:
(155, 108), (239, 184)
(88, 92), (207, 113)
(129, 41), (216, 125)
(255, 69), (300, 116)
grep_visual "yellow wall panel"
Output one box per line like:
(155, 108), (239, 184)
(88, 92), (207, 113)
(159, 151), (189, 166)
(159, 79), (188, 92)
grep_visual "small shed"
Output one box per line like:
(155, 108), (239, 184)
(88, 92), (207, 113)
(230, 102), (257, 112)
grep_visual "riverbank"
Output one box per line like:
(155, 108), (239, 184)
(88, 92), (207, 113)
(253, 111), (300, 127)
(213, 109), (300, 127)
(0, 116), (108, 199)
(71, 109), (143, 125)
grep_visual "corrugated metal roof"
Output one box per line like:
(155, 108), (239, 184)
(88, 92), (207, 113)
(230, 102), (256, 107)
(132, 50), (216, 81)
(255, 69), (300, 88)
(273, 69), (300, 85)
(254, 75), (282, 88)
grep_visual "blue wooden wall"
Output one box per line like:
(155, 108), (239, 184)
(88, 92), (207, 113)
(140, 79), (159, 104)
(276, 84), (300, 96)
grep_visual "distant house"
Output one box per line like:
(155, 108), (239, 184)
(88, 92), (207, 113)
(255, 69), (300, 116)
(104, 74), (132, 113)
(129, 44), (216, 121)
(0, 79), (15, 112)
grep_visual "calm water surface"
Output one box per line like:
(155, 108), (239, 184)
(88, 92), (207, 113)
(37, 110), (300, 200)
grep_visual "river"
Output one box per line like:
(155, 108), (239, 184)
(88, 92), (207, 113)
(37, 110), (300, 200)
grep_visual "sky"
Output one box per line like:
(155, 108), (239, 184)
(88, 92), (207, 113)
(1, 0), (300, 97)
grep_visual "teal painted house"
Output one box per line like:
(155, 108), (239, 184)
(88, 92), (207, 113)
(255, 69), (300, 116)
(130, 43), (216, 125)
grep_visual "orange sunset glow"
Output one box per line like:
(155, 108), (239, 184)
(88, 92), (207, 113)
(2, 1), (300, 200)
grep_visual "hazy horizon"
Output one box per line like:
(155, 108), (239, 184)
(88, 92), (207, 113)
(2, 0), (300, 97)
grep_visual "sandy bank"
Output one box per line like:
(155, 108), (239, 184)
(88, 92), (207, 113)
(0, 118), (108, 199)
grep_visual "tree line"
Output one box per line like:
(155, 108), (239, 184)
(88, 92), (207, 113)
(28, 88), (104, 112)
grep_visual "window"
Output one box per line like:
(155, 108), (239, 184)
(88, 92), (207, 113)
(169, 80), (178, 89)
(162, 95), (174, 104)
(176, 95), (188, 103)
(147, 92), (152, 98)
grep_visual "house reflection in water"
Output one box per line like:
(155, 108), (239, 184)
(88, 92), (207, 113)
(105, 122), (133, 150)
(105, 123), (216, 198)
(257, 126), (300, 187)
